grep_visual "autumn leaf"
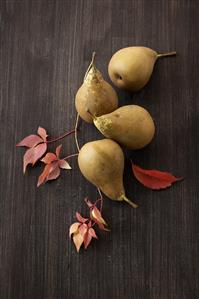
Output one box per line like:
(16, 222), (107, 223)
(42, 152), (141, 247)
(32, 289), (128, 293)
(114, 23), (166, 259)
(37, 127), (48, 142)
(76, 212), (88, 223)
(23, 143), (47, 173)
(41, 153), (57, 164)
(72, 231), (84, 252)
(16, 135), (43, 148)
(17, 127), (47, 147)
(83, 222), (98, 249)
(58, 159), (71, 169)
(69, 222), (80, 237)
(132, 163), (183, 190)
(91, 206), (107, 226)
(37, 144), (71, 187)
(17, 127), (48, 173)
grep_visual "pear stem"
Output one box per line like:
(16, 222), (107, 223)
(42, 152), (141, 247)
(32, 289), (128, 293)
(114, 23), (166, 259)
(75, 113), (80, 152)
(86, 109), (97, 120)
(84, 51), (96, 81)
(120, 194), (138, 208)
(157, 51), (176, 58)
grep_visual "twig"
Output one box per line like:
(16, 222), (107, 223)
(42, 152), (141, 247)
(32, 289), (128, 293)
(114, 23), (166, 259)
(46, 129), (75, 144)
(75, 113), (80, 152)
(63, 153), (79, 160)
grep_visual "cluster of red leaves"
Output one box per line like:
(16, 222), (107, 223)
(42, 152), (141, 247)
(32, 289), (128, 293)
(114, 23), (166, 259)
(17, 127), (72, 186)
(37, 145), (71, 187)
(69, 198), (108, 252)
(131, 162), (182, 190)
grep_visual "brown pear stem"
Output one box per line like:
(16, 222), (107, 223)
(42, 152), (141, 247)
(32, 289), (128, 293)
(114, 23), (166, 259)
(120, 194), (138, 208)
(157, 51), (176, 58)
(84, 52), (96, 81)
(75, 113), (80, 152)
(86, 109), (97, 120)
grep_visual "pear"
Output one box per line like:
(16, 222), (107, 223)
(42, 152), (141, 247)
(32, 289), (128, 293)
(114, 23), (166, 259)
(75, 52), (118, 123)
(90, 105), (155, 150)
(78, 139), (138, 208)
(108, 47), (176, 92)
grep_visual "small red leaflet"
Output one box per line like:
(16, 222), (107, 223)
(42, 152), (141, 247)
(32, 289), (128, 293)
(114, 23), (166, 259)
(132, 163), (183, 190)
(17, 127), (48, 173)
(37, 144), (71, 187)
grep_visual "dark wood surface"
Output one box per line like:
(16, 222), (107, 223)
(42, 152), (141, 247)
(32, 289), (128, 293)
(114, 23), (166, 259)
(1, 1), (199, 298)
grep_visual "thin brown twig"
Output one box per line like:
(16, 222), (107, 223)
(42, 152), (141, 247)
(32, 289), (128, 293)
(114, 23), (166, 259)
(62, 153), (79, 160)
(46, 129), (75, 144)
(97, 188), (103, 212)
(75, 113), (80, 152)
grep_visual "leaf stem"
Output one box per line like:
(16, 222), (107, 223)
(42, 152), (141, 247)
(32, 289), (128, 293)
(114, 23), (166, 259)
(86, 109), (97, 120)
(96, 189), (103, 212)
(157, 51), (176, 58)
(63, 153), (79, 160)
(46, 129), (75, 144)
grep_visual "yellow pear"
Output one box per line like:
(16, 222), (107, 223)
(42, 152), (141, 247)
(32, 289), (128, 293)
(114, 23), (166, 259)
(108, 47), (176, 92)
(78, 139), (138, 208)
(91, 105), (155, 150)
(75, 52), (118, 123)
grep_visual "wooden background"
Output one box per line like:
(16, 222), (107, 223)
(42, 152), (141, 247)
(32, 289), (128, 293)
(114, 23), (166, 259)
(1, 0), (199, 298)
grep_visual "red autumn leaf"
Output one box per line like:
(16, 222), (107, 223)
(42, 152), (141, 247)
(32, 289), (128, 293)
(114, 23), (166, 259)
(58, 159), (71, 169)
(37, 161), (60, 187)
(17, 127), (48, 148)
(84, 227), (98, 249)
(47, 163), (60, 180)
(16, 134), (43, 148)
(78, 223), (88, 238)
(89, 227), (98, 239)
(69, 222), (80, 238)
(23, 143), (47, 173)
(84, 231), (92, 249)
(56, 144), (62, 158)
(132, 163), (183, 190)
(76, 212), (88, 223)
(37, 127), (48, 142)
(41, 153), (57, 164)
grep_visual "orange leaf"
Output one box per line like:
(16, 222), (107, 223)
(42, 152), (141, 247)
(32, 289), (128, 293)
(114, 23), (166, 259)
(72, 231), (84, 252)
(69, 222), (80, 238)
(91, 206), (107, 226)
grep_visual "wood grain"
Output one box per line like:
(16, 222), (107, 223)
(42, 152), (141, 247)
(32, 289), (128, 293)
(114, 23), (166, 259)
(0, 0), (199, 298)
